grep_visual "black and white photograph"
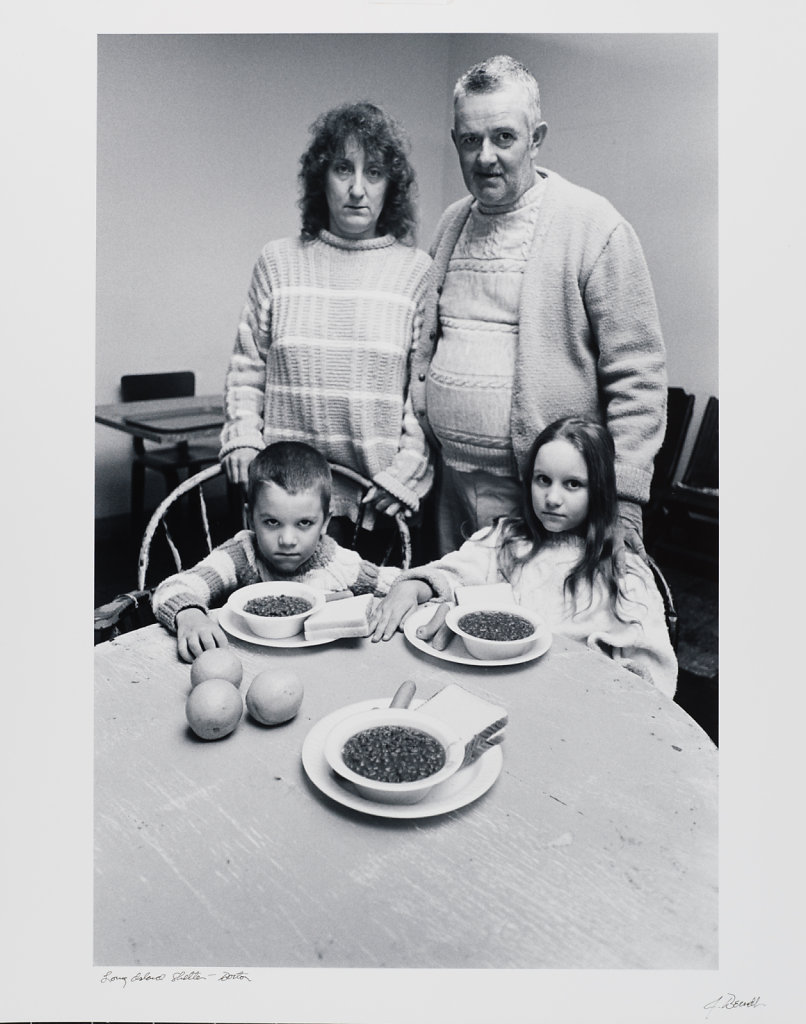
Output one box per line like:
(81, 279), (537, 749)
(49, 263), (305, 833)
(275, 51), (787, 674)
(5, 2), (803, 1022)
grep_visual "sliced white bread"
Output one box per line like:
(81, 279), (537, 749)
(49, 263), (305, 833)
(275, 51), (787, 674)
(303, 593), (374, 641)
(417, 683), (508, 766)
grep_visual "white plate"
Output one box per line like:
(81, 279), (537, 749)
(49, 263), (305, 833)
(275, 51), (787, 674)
(402, 605), (552, 667)
(218, 605), (336, 648)
(301, 698), (503, 819)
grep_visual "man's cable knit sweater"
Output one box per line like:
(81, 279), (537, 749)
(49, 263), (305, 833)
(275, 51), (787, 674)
(221, 230), (434, 520)
(411, 169), (667, 505)
(427, 179), (546, 477)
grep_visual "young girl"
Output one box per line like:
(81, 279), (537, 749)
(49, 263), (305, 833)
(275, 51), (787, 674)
(369, 416), (677, 697)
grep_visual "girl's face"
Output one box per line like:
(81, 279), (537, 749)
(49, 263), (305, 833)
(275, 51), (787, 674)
(530, 438), (590, 535)
(325, 138), (389, 240)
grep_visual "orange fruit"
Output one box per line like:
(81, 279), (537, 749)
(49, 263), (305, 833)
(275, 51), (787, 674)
(186, 678), (243, 740)
(190, 648), (243, 689)
(246, 669), (304, 725)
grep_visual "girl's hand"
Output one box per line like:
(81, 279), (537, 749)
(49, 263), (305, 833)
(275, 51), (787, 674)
(369, 580), (432, 642)
(175, 608), (229, 664)
(223, 448), (257, 486)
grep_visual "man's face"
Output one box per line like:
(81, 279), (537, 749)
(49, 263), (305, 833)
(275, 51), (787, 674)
(451, 82), (545, 209)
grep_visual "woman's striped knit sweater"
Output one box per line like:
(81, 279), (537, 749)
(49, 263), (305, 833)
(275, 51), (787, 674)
(221, 230), (434, 519)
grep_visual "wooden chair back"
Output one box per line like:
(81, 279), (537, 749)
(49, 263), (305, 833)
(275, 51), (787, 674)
(645, 554), (680, 651)
(137, 463), (412, 593)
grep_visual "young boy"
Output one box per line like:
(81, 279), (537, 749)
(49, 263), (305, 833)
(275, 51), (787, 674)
(152, 441), (402, 662)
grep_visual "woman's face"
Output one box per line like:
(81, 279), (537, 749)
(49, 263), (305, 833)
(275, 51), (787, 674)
(325, 139), (389, 240)
(530, 438), (590, 535)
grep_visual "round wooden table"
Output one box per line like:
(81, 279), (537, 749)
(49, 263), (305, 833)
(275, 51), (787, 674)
(94, 619), (717, 969)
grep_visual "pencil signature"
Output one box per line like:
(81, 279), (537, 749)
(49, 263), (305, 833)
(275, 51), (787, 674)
(704, 993), (763, 1017)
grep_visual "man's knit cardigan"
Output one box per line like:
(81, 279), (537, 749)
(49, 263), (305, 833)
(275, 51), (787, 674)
(411, 170), (668, 505)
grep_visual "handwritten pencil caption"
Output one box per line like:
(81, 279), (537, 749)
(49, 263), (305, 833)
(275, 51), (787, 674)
(100, 968), (250, 987)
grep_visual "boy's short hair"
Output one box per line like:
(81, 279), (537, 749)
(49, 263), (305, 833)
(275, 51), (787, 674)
(247, 441), (332, 515)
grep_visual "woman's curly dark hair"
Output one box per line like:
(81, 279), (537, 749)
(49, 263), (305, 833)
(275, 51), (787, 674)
(298, 101), (417, 243)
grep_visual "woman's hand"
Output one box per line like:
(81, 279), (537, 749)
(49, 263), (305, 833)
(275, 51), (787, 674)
(362, 485), (407, 518)
(175, 608), (229, 664)
(223, 449), (258, 486)
(369, 580), (432, 642)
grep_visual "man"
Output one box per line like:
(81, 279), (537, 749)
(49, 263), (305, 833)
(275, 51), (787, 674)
(411, 55), (667, 557)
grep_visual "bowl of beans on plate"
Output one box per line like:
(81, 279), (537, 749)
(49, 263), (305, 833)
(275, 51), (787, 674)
(445, 604), (546, 660)
(323, 707), (466, 804)
(226, 581), (325, 639)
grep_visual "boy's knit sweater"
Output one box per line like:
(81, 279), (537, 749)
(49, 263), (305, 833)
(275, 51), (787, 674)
(221, 230), (434, 520)
(412, 169), (667, 505)
(152, 531), (401, 634)
(393, 524), (677, 697)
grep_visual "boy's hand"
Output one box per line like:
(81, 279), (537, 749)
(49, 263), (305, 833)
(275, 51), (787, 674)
(369, 580), (432, 642)
(175, 607), (229, 663)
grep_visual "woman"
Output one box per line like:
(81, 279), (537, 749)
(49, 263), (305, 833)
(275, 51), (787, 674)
(220, 101), (433, 545)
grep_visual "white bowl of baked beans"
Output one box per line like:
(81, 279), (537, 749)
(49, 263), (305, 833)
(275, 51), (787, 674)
(445, 604), (546, 660)
(226, 581), (325, 639)
(323, 707), (465, 805)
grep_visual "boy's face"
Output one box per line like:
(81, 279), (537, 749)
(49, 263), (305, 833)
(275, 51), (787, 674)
(248, 482), (330, 572)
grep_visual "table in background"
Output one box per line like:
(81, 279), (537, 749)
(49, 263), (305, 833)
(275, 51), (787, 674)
(95, 394), (224, 444)
(94, 622), (717, 969)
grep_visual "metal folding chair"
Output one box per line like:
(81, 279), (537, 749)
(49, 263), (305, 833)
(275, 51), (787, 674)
(649, 395), (718, 566)
(645, 386), (696, 542)
(120, 371), (220, 526)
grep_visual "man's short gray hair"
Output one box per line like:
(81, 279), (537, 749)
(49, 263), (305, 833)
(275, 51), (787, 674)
(453, 55), (542, 131)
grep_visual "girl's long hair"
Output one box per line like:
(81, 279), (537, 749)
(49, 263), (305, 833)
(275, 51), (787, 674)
(495, 417), (626, 613)
(298, 101), (417, 243)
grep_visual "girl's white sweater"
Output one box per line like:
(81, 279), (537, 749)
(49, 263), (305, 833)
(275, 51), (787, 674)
(396, 523), (678, 697)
